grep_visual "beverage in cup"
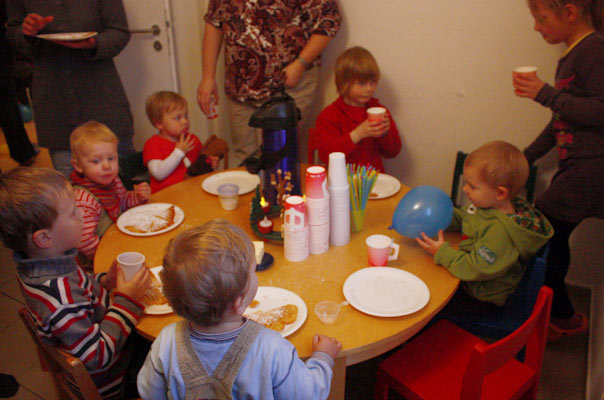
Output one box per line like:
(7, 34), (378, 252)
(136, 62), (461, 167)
(513, 66), (537, 79)
(217, 183), (239, 211)
(367, 107), (386, 123)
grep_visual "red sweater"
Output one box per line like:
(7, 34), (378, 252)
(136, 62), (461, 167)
(314, 96), (401, 172)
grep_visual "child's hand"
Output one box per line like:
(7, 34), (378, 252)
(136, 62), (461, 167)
(22, 13), (53, 36)
(115, 263), (152, 301)
(134, 182), (151, 202)
(208, 155), (220, 170)
(512, 73), (545, 99)
(312, 334), (342, 359)
(415, 230), (445, 255)
(175, 133), (195, 154)
(100, 260), (118, 291)
(350, 117), (390, 144)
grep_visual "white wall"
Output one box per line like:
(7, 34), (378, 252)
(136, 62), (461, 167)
(179, 1), (603, 397)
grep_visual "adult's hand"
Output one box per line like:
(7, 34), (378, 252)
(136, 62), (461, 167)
(283, 60), (305, 88)
(22, 13), (54, 36)
(197, 78), (219, 116)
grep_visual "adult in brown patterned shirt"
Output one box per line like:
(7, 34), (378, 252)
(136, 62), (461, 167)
(197, 0), (341, 166)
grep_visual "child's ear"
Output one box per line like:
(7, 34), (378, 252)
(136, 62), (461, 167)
(31, 229), (53, 250)
(495, 186), (510, 201)
(71, 157), (84, 174)
(232, 296), (246, 316)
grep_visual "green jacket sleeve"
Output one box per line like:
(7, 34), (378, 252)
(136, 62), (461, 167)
(434, 222), (520, 281)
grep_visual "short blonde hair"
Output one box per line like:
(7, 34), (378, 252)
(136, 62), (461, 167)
(528, 0), (594, 25)
(145, 91), (187, 126)
(0, 167), (71, 253)
(161, 220), (255, 326)
(70, 121), (118, 160)
(465, 141), (529, 198)
(335, 46), (380, 98)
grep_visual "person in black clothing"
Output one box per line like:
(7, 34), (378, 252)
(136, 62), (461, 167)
(0, 0), (38, 166)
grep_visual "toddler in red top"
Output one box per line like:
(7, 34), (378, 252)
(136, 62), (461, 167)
(143, 91), (219, 193)
(313, 46), (401, 172)
(70, 121), (151, 271)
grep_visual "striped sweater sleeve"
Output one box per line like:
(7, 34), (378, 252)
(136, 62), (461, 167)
(20, 268), (144, 372)
(114, 177), (147, 211)
(74, 187), (103, 259)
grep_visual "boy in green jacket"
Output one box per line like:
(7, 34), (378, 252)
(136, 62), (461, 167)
(417, 141), (553, 315)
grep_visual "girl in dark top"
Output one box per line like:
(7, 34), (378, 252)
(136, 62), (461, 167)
(513, 0), (604, 340)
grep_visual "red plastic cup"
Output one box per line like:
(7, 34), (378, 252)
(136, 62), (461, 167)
(306, 166), (328, 199)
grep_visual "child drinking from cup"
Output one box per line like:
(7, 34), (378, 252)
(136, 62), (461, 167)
(144, 91), (219, 193)
(313, 46), (401, 172)
(416, 141), (553, 315)
(137, 220), (341, 399)
(0, 167), (151, 398)
(70, 121), (151, 271)
(512, 0), (604, 339)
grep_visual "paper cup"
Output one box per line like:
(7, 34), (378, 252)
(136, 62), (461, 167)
(217, 183), (239, 211)
(513, 66), (537, 78)
(366, 235), (400, 266)
(328, 152), (348, 187)
(306, 166), (328, 199)
(117, 252), (145, 281)
(306, 196), (330, 226)
(284, 195), (307, 230)
(367, 107), (386, 123)
(284, 226), (309, 262)
(309, 222), (330, 255)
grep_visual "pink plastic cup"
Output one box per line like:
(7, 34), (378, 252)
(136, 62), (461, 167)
(306, 166), (328, 199)
(366, 234), (400, 266)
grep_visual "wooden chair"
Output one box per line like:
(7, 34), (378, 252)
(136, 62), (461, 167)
(451, 150), (538, 207)
(18, 308), (102, 400)
(374, 286), (552, 400)
(203, 134), (229, 169)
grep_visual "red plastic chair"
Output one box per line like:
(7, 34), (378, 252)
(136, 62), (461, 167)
(374, 286), (552, 400)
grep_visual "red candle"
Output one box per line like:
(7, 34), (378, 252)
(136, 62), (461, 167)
(260, 197), (270, 214)
(258, 216), (273, 234)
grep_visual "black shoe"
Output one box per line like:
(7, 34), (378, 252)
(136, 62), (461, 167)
(0, 373), (19, 398)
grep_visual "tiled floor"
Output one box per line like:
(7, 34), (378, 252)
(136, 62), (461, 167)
(0, 125), (591, 399)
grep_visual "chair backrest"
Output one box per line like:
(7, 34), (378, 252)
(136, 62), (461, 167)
(450, 151), (538, 206)
(203, 134), (229, 169)
(307, 128), (324, 166)
(119, 151), (149, 191)
(460, 286), (553, 399)
(18, 308), (102, 400)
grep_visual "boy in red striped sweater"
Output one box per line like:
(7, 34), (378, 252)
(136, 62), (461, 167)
(0, 167), (151, 399)
(69, 121), (151, 271)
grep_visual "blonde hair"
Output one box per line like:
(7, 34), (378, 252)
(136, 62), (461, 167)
(335, 46), (380, 98)
(528, 0), (594, 25)
(145, 91), (188, 126)
(161, 220), (255, 326)
(70, 121), (118, 160)
(0, 167), (71, 253)
(465, 141), (529, 198)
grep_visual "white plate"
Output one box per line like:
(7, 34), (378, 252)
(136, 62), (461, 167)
(36, 32), (98, 41)
(201, 171), (261, 195)
(244, 286), (307, 338)
(343, 267), (430, 317)
(370, 173), (401, 200)
(116, 203), (184, 237)
(144, 266), (173, 315)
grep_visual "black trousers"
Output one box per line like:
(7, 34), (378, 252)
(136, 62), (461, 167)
(543, 212), (579, 320)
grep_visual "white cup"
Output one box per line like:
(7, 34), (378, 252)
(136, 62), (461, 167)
(328, 152), (348, 187)
(513, 66), (537, 79)
(217, 183), (239, 211)
(117, 252), (145, 281)
(367, 107), (386, 123)
(366, 234), (400, 266)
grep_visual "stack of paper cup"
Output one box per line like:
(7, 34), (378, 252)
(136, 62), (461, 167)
(328, 152), (350, 246)
(283, 195), (309, 262)
(306, 166), (329, 254)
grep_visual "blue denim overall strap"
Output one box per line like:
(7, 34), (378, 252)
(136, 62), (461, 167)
(175, 320), (263, 400)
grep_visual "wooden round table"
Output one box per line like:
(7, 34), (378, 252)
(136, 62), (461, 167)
(95, 168), (460, 399)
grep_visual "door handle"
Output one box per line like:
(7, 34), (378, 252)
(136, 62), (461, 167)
(129, 24), (160, 36)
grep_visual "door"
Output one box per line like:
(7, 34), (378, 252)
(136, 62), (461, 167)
(114, 0), (178, 149)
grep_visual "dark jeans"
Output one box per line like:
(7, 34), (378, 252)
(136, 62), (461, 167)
(543, 212), (579, 320)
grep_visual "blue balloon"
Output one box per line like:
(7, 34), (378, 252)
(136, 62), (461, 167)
(19, 104), (33, 123)
(390, 185), (453, 239)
